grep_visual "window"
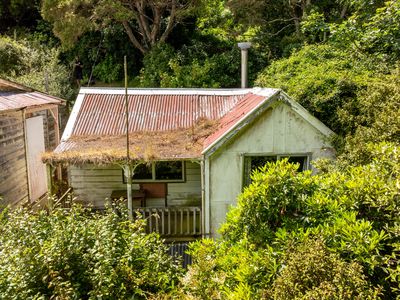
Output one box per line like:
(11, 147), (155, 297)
(133, 163), (152, 180)
(124, 161), (185, 183)
(243, 154), (309, 187)
(155, 161), (183, 180)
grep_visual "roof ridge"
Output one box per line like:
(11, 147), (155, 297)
(78, 87), (279, 96)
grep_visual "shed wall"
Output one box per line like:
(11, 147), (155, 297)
(0, 111), (28, 205)
(207, 102), (334, 237)
(69, 161), (201, 208)
(0, 108), (58, 206)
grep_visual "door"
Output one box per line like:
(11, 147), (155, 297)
(26, 116), (48, 201)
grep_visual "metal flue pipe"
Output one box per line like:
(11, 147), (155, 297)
(237, 42), (252, 88)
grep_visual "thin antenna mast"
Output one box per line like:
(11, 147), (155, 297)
(87, 33), (104, 87)
(124, 56), (133, 220)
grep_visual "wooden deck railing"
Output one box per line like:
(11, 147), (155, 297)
(135, 207), (202, 237)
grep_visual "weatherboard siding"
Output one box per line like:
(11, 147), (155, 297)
(0, 108), (59, 206)
(69, 161), (201, 208)
(0, 111), (28, 205)
(168, 161), (201, 206)
(207, 102), (335, 237)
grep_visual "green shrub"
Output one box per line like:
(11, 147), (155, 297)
(183, 238), (280, 299)
(256, 43), (399, 163)
(0, 35), (26, 75)
(180, 143), (399, 298)
(138, 43), (176, 87)
(138, 39), (264, 88)
(0, 35), (75, 101)
(93, 54), (122, 83)
(221, 160), (318, 245)
(268, 239), (380, 299)
(0, 205), (181, 299)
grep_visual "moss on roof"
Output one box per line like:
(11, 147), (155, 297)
(43, 118), (217, 165)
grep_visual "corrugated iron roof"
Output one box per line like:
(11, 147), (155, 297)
(72, 93), (246, 135)
(47, 88), (280, 164)
(0, 78), (63, 111)
(203, 92), (273, 150)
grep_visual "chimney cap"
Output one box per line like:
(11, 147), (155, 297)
(237, 42), (252, 50)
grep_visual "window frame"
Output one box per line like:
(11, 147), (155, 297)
(122, 161), (186, 183)
(242, 153), (311, 187)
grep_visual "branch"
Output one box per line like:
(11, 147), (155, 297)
(266, 17), (298, 25)
(160, 0), (176, 43)
(340, 4), (348, 18)
(150, 6), (162, 45)
(135, 0), (152, 43)
(269, 23), (295, 37)
(122, 20), (146, 54)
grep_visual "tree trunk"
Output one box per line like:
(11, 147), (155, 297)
(122, 21), (147, 54)
(340, 5), (348, 18)
(160, 0), (177, 43)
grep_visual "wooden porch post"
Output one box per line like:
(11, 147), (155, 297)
(124, 165), (133, 220)
(50, 106), (62, 181)
(200, 159), (205, 238)
(46, 164), (53, 210)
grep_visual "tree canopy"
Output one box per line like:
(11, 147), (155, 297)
(41, 0), (199, 54)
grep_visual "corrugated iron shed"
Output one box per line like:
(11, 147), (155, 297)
(0, 78), (63, 112)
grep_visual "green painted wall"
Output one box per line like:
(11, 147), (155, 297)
(207, 102), (334, 237)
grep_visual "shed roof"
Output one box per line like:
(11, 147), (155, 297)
(45, 87), (332, 164)
(0, 78), (63, 112)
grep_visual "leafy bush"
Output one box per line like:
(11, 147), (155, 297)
(256, 43), (399, 162)
(180, 143), (399, 298)
(138, 42), (231, 88)
(0, 205), (181, 299)
(268, 239), (380, 300)
(138, 38), (266, 88)
(93, 54), (122, 83)
(0, 35), (26, 75)
(138, 43), (176, 87)
(0, 35), (75, 101)
(182, 239), (280, 299)
(342, 77), (400, 164)
(221, 160), (318, 245)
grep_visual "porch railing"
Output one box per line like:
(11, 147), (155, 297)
(135, 206), (202, 237)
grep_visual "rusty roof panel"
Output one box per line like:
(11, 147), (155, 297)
(49, 88), (281, 163)
(72, 93), (246, 135)
(203, 92), (275, 150)
(0, 79), (63, 111)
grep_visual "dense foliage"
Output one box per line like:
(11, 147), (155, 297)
(256, 44), (400, 161)
(0, 205), (181, 299)
(181, 144), (399, 299)
(40, 0), (199, 54)
(0, 0), (399, 298)
(0, 0), (41, 32)
(0, 35), (75, 101)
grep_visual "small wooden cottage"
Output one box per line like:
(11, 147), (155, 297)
(44, 87), (334, 239)
(0, 79), (63, 206)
